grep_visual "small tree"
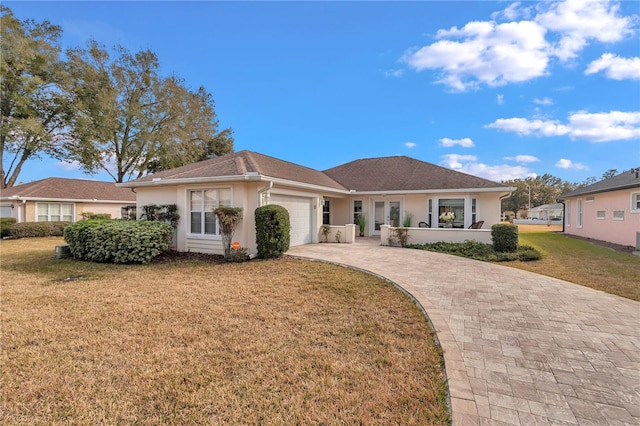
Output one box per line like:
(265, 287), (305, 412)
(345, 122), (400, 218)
(214, 207), (243, 260)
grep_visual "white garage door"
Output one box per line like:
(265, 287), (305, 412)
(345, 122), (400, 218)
(0, 205), (13, 218)
(270, 195), (313, 246)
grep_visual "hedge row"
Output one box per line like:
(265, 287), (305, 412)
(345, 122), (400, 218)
(64, 220), (173, 264)
(1, 218), (16, 238)
(8, 221), (69, 239)
(255, 205), (290, 259)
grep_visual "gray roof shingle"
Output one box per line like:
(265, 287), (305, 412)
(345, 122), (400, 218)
(324, 156), (510, 191)
(1, 178), (136, 201)
(127, 151), (348, 191)
(561, 168), (640, 198)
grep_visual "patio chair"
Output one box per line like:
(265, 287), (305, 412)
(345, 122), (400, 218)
(418, 221), (430, 228)
(468, 220), (484, 229)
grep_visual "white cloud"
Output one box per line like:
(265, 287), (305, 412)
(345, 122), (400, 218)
(486, 110), (640, 142)
(404, 142), (417, 148)
(585, 53), (640, 80)
(56, 160), (83, 172)
(441, 154), (536, 180)
(535, 0), (634, 61)
(533, 97), (553, 105)
(403, 20), (549, 91)
(439, 137), (475, 148)
(497, 94), (504, 105)
(556, 158), (589, 170)
(441, 154), (477, 169)
(567, 111), (640, 142)
(485, 118), (570, 137)
(385, 69), (404, 78)
(402, 0), (635, 91)
(504, 155), (540, 163)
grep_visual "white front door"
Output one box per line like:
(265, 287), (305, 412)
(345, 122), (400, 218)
(371, 200), (401, 235)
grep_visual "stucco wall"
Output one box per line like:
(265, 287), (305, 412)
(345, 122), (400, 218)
(564, 188), (640, 248)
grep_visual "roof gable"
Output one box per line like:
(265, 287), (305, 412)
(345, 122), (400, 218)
(1, 178), (136, 201)
(561, 168), (640, 198)
(324, 156), (509, 192)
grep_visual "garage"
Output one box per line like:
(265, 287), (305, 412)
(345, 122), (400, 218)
(0, 204), (13, 219)
(269, 194), (313, 246)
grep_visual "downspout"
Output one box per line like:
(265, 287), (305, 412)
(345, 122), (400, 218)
(499, 192), (512, 222)
(557, 199), (565, 233)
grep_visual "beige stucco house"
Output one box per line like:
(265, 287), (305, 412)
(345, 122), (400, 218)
(0, 178), (136, 222)
(119, 151), (514, 256)
(561, 168), (640, 249)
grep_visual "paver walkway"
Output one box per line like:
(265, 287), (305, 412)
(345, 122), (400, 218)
(287, 239), (640, 425)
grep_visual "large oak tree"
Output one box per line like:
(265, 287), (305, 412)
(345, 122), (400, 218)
(0, 6), (72, 188)
(63, 41), (233, 182)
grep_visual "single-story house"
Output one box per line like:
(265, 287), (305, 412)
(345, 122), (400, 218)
(0, 178), (137, 222)
(560, 168), (640, 249)
(527, 203), (564, 221)
(119, 150), (514, 256)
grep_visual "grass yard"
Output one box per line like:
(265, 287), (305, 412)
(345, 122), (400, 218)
(0, 238), (449, 425)
(512, 225), (640, 301)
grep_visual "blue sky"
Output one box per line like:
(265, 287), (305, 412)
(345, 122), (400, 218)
(6, 1), (640, 184)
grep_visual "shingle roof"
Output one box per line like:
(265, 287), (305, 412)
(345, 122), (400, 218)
(127, 150), (348, 191)
(324, 156), (510, 191)
(561, 168), (640, 198)
(0, 178), (136, 201)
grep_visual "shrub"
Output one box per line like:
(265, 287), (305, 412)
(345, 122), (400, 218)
(9, 221), (69, 239)
(491, 223), (518, 253)
(64, 220), (173, 264)
(81, 212), (112, 220)
(407, 240), (541, 262)
(1, 218), (17, 237)
(255, 205), (290, 259)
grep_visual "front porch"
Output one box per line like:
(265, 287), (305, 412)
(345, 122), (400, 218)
(380, 224), (492, 246)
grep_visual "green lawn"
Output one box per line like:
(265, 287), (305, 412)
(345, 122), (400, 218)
(511, 231), (640, 301)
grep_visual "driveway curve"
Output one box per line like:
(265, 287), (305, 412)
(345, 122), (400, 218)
(287, 240), (640, 425)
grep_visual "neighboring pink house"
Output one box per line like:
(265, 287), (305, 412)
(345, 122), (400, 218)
(560, 168), (640, 249)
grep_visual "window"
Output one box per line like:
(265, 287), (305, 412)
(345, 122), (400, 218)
(322, 200), (331, 225)
(37, 203), (73, 222)
(577, 199), (583, 228)
(632, 193), (640, 213)
(613, 210), (625, 221)
(121, 205), (137, 220)
(565, 200), (570, 226)
(471, 198), (477, 224)
(439, 198), (464, 228)
(427, 199), (433, 228)
(189, 189), (231, 235)
(596, 211), (605, 220)
(353, 200), (362, 225)
(586, 196), (595, 203)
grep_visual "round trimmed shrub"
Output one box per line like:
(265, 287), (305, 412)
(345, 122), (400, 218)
(491, 223), (519, 253)
(255, 205), (290, 259)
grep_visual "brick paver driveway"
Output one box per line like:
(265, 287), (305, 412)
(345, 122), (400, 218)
(287, 240), (640, 425)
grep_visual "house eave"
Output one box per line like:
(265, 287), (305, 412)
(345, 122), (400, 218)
(118, 174), (350, 195)
(350, 187), (515, 196)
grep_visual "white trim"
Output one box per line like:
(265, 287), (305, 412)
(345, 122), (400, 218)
(36, 202), (75, 222)
(577, 199), (583, 228)
(352, 187), (514, 196)
(631, 192), (640, 213)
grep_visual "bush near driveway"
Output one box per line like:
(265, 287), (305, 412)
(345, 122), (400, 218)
(408, 240), (541, 262)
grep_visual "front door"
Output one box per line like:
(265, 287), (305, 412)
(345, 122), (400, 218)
(372, 200), (401, 235)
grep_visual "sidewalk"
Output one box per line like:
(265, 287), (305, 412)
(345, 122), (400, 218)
(287, 241), (640, 425)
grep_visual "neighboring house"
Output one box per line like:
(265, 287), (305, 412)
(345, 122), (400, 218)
(527, 203), (564, 221)
(119, 150), (513, 256)
(0, 178), (137, 223)
(560, 168), (640, 249)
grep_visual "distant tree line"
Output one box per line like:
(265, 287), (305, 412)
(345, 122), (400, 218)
(1, 6), (233, 188)
(501, 169), (618, 217)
